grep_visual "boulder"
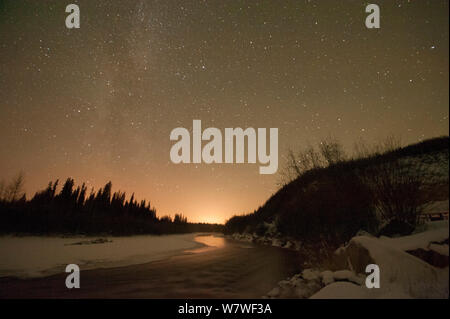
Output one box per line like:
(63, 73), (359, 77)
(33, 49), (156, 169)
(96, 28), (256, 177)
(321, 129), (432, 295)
(302, 269), (321, 281)
(266, 287), (280, 298)
(320, 270), (335, 286)
(331, 235), (448, 298)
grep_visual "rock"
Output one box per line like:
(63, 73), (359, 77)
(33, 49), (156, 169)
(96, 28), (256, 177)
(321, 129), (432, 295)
(331, 239), (374, 273)
(232, 233), (241, 240)
(331, 235), (448, 298)
(294, 286), (311, 298)
(292, 241), (302, 251)
(278, 286), (295, 298)
(302, 269), (320, 281)
(355, 230), (374, 237)
(291, 278), (305, 288)
(293, 281), (322, 298)
(267, 287), (280, 298)
(283, 241), (293, 249)
(307, 280), (322, 291)
(264, 221), (277, 236)
(278, 280), (292, 290)
(320, 270), (335, 286)
(294, 273), (302, 279)
(333, 270), (355, 281)
(289, 273), (302, 282)
(310, 282), (370, 299)
(272, 238), (283, 247)
(333, 270), (364, 285)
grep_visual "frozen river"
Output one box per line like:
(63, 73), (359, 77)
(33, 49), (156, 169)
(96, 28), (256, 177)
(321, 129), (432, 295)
(0, 233), (302, 298)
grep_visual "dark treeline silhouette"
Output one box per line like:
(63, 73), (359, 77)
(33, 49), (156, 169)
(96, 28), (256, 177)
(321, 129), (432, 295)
(0, 177), (222, 235)
(224, 136), (449, 247)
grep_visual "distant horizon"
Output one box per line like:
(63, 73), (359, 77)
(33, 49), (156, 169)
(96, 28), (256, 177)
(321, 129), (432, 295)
(3, 134), (448, 225)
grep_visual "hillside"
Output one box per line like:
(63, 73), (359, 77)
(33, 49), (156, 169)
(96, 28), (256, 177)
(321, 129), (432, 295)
(224, 136), (449, 247)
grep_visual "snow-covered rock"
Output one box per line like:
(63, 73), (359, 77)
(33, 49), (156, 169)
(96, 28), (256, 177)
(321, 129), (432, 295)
(379, 220), (449, 252)
(327, 221), (449, 298)
(264, 268), (324, 299)
(278, 280), (292, 290)
(310, 281), (412, 299)
(332, 270), (365, 285)
(302, 269), (320, 281)
(347, 236), (445, 297)
(271, 238), (283, 247)
(292, 241), (302, 251)
(355, 230), (374, 237)
(264, 221), (277, 236)
(266, 287), (280, 298)
(290, 277), (305, 288)
(283, 241), (294, 249)
(231, 232), (254, 242)
(311, 282), (370, 299)
(320, 270), (334, 285)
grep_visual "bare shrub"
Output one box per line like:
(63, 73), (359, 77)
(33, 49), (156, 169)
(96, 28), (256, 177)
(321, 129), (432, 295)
(4, 172), (25, 202)
(362, 159), (427, 231)
(279, 139), (346, 185)
(319, 138), (346, 165)
(353, 135), (402, 159)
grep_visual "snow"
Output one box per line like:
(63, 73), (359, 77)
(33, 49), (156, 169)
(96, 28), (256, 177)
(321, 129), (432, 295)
(379, 220), (448, 252)
(264, 269), (323, 299)
(0, 233), (205, 278)
(311, 282), (370, 299)
(332, 270), (365, 285)
(349, 236), (447, 297)
(266, 220), (449, 299)
(429, 243), (449, 257)
(423, 200), (449, 213)
(310, 282), (413, 299)
(271, 238), (283, 247)
(266, 287), (280, 298)
(301, 269), (320, 281)
(325, 220), (449, 298)
(320, 270), (335, 285)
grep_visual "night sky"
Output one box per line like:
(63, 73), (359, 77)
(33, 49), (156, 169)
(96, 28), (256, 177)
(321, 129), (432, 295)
(0, 0), (448, 223)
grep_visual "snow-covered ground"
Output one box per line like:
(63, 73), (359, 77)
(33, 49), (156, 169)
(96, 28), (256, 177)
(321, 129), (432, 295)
(265, 220), (449, 299)
(0, 233), (207, 278)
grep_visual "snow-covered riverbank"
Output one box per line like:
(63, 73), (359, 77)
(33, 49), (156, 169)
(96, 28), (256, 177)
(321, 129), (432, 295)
(0, 233), (209, 278)
(263, 220), (449, 299)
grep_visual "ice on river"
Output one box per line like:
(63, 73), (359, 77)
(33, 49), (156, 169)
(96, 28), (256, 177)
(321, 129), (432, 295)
(0, 233), (208, 278)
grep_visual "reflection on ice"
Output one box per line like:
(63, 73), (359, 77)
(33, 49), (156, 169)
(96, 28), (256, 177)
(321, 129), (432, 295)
(186, 234), (226, 253)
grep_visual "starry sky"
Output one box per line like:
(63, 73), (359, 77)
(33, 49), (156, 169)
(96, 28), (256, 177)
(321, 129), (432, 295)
(0, 0), (448, 223)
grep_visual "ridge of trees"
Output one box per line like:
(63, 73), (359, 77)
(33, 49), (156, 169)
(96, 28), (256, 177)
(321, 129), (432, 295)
(0, 177), (222, 235)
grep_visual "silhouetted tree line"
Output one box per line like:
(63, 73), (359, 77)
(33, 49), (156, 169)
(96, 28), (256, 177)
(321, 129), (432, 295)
(225, 136), (449, 247)
(0, 177), (222, 235)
